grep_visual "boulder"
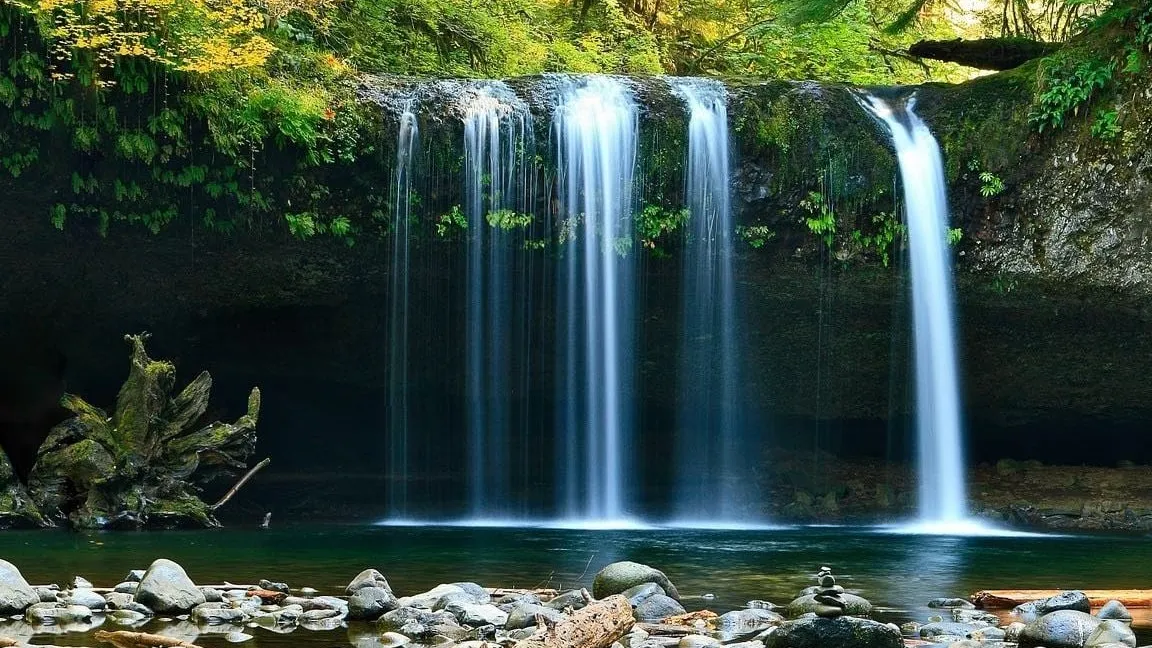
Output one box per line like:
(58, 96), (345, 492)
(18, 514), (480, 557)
(34, 586), (59, 603)
(192, 604), (249, 624)
(762, 616), (902, 648)
(136, 559), (206, 614)
(349, 586), (401, 621)
(125, 569), (146, 582)
(1015, 590), (1091, 617)
(0, 559), (40, 615)
(635, 594), (686, 621)
(1019, 609), (1101, 648)
(398, 584), (467, 609)
(259, 579), (290, 594)
(593, 562), (680, 601)
(1097, 600), (1132, 622)
(450, 582), (490, 604)
(784, 593), (872, 618)
(104, 592), (134, 610)
(26, 602), (94, 625)
(1086, 619), (1136, 647)
(67, 588), (107, 610)
(444, 602), (508, 626)
(348, 569), (392, 595)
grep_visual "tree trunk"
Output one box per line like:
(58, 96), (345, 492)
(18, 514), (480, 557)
(514, 595), (634, 648)
(908, 37), (1060, 70)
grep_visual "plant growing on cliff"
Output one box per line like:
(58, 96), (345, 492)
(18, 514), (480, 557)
(486, 209), (533, 230)
(850, 212), (904, 267)
(1091, 109), (1122, 139)
(25, 334), (264, 529)
(1029, 56), (1115, 132)
(802, 191), (836, 247)
(636, 204), (689, 256)
(737, 224), (775, 249)
(436, 205), (468, 238)
(979, 172), (1005, 197)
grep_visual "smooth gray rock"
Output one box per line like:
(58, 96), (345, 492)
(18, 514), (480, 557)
(716, 608), (784, 640)
(0, 559), (40, 615)
(746, 600), (779, 610)
(200, 588), (223, 603)
(920, 622), (978, 639)
(1015, 590), (1091, 617)
(1086, 619), (1136, 647)
(1097, 600), (1132, 622)
(67, 588), (107, 610)
(109, 609), (149, 625)
(104, 592), (134, 610)
(34, 586), (60, 603)
(302, 596), (349, 613)
(26, 602), (94, 625)
(450, 582), (490, 604)
(348, 569), (393, 595)
(398, 584), (465, 609)
(762, 616), (902, 648)
(505, 602), (564, 630)
(593, 562), (680, 601)
(678, 636), (720, 648)
(623, 583), (666, 607)
(785, 593), (872, 619)
(115, 581), (139, 594)
(125, 570), (146, 582)
(136, 559), (206, 614)
(445, 602), (507, 627)
(634, 594), (686, 622)
(193, 604), (249, 624)
(969, 626), (1006, 641)
(1019, 609), (1101, 648)
(70, 576), (93, 589)
(349, 586), (401, 621)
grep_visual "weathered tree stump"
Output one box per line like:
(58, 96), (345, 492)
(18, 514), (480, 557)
(25, 334), (262, 529)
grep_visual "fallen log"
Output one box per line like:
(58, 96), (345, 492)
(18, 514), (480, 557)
(94, 630), (205, 648)
(972, 589), (1152, 609)
(487, 587), (561, 599)
(908, 37), (1061, 70)
(514, 594), (634, 648)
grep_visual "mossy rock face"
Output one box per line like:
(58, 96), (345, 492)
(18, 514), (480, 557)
(23, 334), (262, 529)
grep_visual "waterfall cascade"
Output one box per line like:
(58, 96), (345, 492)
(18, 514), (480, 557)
(553, 76), (640, 524)
(863, 94), (972, 532)
(387, 102), (419, 518)
(667, 79), (751, 524)
(462, 84), (535, 520)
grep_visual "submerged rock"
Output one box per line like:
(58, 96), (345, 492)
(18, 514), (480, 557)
(1019, 609), (1101, 648)
(136, 559), (206, 614)
(0, 559), (39, 615)
(928, 597), (974, 609)
(593, 562), (681, 601)
(762, 616), (902, 648)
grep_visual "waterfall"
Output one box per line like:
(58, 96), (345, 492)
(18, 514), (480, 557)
(462, 84), (533, 519)
(388, 101), (419, 518)
(553, 76), (639, 523)
(863, 95), (970, 530)
(668, 78), (748, 523)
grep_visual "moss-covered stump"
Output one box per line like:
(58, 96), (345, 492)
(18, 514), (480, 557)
(0, 448), (51, 528)
(27, 334), (261, 529)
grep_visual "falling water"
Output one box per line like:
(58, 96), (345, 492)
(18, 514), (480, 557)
(863, 95), (969, 530)
(388, 101), (419, 517)
(553, 76), (639, 523)
(668, 78), (746, 522)
(462, 84), (533, 519)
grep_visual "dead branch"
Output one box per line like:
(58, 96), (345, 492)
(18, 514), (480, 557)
(210, 457), (270, 511)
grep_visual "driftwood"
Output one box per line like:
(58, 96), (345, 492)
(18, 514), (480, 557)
(210, 457), (270, 511)
(94, 630), (205, 648)
(0, 639), (19, 647)
(487, 587), (561, 599)
(972, 589), (1152, 609)
(247, 587), (288, 604)
(515, 595), (633, 648)
(908, 37), (1060, 70)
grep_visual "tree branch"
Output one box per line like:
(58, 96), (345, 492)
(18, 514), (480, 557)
(210, 457), (270, 511)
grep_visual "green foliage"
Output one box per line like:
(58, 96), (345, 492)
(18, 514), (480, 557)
(436, 205), (468, 238)
(1091, 108), (1121, 139)
(1029, 57), (1115, 132)
(636, 204), (689, 255)
(947, 227), (963, 245)
(486, 209), (533, 230)
(850, 212), (904, 267)
(737, 224), (776, 249)
(979, 171), (1005, 197)
(801, 191), (836, 247)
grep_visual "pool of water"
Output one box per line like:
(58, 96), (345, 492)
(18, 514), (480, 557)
(3, 525), (1151, 646)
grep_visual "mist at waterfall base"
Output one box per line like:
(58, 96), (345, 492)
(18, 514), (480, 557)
(376, 78), (986, 534)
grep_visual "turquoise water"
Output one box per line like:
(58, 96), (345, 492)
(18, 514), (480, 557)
(3, 525), (1151, 646)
